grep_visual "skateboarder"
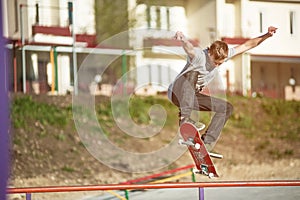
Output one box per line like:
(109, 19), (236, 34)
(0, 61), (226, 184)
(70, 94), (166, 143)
(168, 26), (277, 152)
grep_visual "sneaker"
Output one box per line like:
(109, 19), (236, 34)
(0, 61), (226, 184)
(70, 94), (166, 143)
(180, 117), (205, 131)
(201, 134), (215, 151)
(201, 134), (213, 151)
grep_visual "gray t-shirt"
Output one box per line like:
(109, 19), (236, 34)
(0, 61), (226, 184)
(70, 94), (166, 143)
(167, 47), (236, 100)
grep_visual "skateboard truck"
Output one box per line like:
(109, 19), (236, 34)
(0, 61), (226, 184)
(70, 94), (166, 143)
(193, 165), (215, 178)
(178, 138), (201, 150)
(209, 152), (223, 159)
(179, 138), (223, 159)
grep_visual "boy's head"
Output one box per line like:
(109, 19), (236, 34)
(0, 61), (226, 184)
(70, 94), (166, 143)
(208, 40), (229, 66)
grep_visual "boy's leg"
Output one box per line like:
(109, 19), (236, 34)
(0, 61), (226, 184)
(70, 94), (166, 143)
(171, 71), (202, 128)
(194, 93), (233, 150)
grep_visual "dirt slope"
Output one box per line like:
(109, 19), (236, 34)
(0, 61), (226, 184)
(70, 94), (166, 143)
(9, 94), (300, 191)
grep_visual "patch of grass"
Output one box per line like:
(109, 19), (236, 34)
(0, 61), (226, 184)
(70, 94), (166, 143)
(284, 149), (294, 156)
(268, 149), (283, 159)
(38, 130), (47, 138)
(225, 96), (300, 141)
(96, 95), (178, 129)
(233, 114), (253, 129)
(268, 148), (294, 159)
(191, 111), (211, 125)
(11, 95), (69, 129)
(230, 112), (254, 137)
(255, 140), (270, 152)
(61, 165), (75, 173)
(13, 138), (22, 146)
(261, 99), (300, 116)
(127, 95), (177, 125)
(260, 98), (300, 141)
(11, 94), (300, 145)
(55, 133), (66, 141)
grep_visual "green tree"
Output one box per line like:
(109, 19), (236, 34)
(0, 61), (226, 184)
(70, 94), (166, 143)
(95, 0), (137, 85)
(95, 0), (136, 46)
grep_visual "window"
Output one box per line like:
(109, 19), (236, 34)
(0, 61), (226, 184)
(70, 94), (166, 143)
(259, 12), (263, 33)
(136, 4), (186, 31)
(290, 11), (295, 35)
(14, 0), (19, 32)
(148, 6), (167, 30)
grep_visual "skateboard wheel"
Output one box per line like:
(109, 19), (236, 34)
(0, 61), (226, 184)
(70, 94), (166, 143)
(208, 173), (214, 178)
(194, 143), (201, 150)
(178, 139), (184, 145)
(192, 168), (201, 174)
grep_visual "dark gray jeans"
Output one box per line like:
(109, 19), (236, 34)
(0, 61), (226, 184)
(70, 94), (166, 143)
(171, 71), (233, 144)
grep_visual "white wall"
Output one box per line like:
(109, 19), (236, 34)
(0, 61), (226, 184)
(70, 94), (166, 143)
(224, 0), (300, 57)
(186, 0), (217, 47)
(57, 55), (71, 94)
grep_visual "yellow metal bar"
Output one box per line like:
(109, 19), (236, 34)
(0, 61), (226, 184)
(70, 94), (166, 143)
(149, 171), (192, 184)
(50, 48), (55, 94)
(106, 190), (127, 200)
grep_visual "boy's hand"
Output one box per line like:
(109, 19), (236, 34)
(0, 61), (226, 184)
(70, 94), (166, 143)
(174, 31), (186, 42)
(268, 26), (278, 36)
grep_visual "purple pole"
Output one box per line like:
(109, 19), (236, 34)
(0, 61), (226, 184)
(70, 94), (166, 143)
(199, 187), (204, 200)
(0, 0), (10, 199)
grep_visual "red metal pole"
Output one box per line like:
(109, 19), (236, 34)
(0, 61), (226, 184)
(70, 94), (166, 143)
(8, 180), (300, 194)
(13, 56), (17, 92)
(12, 41), (18, 92)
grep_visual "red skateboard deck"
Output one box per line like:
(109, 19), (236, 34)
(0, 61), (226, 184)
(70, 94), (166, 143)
(179, 122), (219, 178)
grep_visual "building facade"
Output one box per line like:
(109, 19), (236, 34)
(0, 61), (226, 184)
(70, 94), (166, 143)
(3, 0), (300, 99)
(4, 0), (98, 95)
(132, 0), (300, 99)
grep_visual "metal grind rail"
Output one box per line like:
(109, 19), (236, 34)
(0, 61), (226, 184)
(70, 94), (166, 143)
(8, 180), (300, 200)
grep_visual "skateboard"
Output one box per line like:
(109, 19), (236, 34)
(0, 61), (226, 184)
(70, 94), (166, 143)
(179, 122), (220, 178)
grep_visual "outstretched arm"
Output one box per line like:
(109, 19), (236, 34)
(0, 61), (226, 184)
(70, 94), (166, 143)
(234, 26), (278, 55)
(174, 31), (196, 60)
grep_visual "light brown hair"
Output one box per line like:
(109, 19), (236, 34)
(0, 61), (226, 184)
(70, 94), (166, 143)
(208, 41), (229, 60)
